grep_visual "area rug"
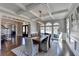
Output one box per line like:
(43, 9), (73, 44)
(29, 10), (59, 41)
(11, 45), (32, 56)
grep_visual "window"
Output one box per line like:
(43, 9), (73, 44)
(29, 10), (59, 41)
(40, 22), (52, 34)
(23, 26), (25, 33)
(40, 26), (45, 34)
(46, 22), (52, 26)
(46, 26), (52, 34)
(22, 25), (28, 35)
(40, 23), (45, 34)
(46, 22), (52, 34)
(53, 23), (59, 34)
(53, 23), (59, 26)
(66, 18), (70, 37)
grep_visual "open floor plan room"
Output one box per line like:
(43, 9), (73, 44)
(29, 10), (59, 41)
(0, 3), (79, 56)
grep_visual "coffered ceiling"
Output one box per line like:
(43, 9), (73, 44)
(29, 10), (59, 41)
(0, 3), (73, 22)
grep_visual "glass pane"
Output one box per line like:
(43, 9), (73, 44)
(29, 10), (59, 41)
(53, 26), (59, 34)
(26, 26), (28, 34)
(46, 22), (52, 26)
(53, 23), (59, 25)
(40, 26), (44, 33)
(23, 26), (25, 32)
(66, 18), (69, 37)
(46, 26), (52, 34)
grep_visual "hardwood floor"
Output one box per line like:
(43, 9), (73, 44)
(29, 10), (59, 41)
(0, 39), (21, 56)
(0, 39), (75, 56)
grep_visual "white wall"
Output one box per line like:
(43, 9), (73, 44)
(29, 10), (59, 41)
(30, 21), (38, 34)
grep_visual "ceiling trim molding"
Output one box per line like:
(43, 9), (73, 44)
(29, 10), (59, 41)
(15, 3), (40, 19)
(0, 8), (32, 22)
(46, 3), (54, 19)
(0, 7), (16, 15)
(51, 9), (68, 15)
(65, 3), (77, 18)
(15, 3), (27, 11)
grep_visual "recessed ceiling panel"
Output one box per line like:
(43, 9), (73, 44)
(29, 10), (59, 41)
(22, 3), (30, 6)
(48, 3), (72, 12)
(23, 11), (37, 19)
(0, 3), (73, 21)
(30, 4), (49, 17)
(53, 12), (68, 19)
(41, 16), (52, 21)
(0, 3), (21, 12)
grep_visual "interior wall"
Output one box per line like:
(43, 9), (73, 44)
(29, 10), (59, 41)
(15, 22), (23, 45)
(30, 21), (38, 34)
(36, 22), (40, 34)
(16, 22), (23, 37)
(0, 17), (1, 49)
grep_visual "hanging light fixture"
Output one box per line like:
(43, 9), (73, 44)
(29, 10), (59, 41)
(39, 10), (42, 17)
(36, 10), (44, 25)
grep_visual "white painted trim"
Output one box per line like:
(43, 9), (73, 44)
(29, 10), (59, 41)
(15, 3), (38, 18)
(15, 3), (27, 11)
(46, 3), (55, 19)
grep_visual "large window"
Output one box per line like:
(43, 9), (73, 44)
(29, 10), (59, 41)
(46, 22), (52, 34)
(40, 22), (52, 34)
(53, 23), (59, 34)
(40, 24), (45, 34)
(40, 26), (45, 34)
(66, 18), (70, 37)
(46, 26), (52, 34)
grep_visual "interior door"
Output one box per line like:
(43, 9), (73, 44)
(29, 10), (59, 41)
(22, 25), (28, 37)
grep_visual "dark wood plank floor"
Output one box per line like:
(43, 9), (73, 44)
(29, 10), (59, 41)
(0, 39), (21, 56)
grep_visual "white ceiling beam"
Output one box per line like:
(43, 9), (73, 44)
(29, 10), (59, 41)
(25, 3), (41, 10)
(40, 9), (68, 18)
(0, 6), (32, 22)
(0, 7), (16, 15)
(46, 3), (55, 19)
(16, 3), (40, 17)
(15, 3), (53, 21)
(37, 9), (68, 19)
(15, 3), (27, 11)
(65, 3), (77, 18)
(32, 9), (68, 21)
(16, 3), (40, 16)
(15, 3), (47, 21)
(15, 3), (31, 15)
(0, 4), (40, 22)
(19, 14), (30, 19)
(51, 9), (68, 15)
(30, 9), (69, 21)
(30, 10), (45, 21)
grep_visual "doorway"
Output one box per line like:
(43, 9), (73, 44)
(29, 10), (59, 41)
(22, 25), (29, 37)
(1, 16), (17, 53)
(1, 24), (16, 51)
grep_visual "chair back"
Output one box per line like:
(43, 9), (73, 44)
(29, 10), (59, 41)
(24, 37), (33, 55)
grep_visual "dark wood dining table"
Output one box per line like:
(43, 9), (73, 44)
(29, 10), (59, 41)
(31, 35), (49, 52)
